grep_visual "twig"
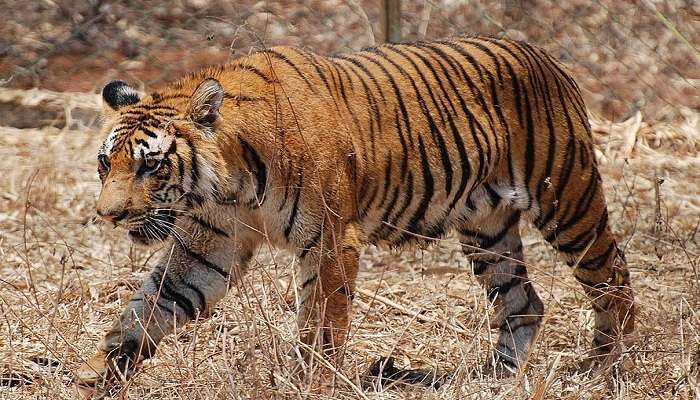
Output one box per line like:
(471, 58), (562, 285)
(355, 287), (466, 334)
(418, 1), (432, 39)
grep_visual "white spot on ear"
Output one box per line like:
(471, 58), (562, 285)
(190, 78), (224, 139)
(118, 85), (139, 101)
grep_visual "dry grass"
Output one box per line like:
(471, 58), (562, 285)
(0, 81), (698, 400)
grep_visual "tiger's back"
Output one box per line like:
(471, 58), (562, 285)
(251, 37), (598, 250)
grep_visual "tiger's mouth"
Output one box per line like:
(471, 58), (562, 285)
(126, 209), (176, 245)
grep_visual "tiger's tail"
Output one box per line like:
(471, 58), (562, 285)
(363, 357), (453, 390)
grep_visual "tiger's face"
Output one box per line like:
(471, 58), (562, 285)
(95, 79), (227, 244)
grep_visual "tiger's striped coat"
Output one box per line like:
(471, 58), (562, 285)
(77, 36), (634, 387)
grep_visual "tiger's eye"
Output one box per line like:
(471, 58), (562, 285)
(141, 158), (162, 176)
(145, 158), (158, 170)
(98, 154), (110, 172)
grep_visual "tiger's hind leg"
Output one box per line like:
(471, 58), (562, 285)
(537, 168), (635, 369)
(458, 195), (544, 373)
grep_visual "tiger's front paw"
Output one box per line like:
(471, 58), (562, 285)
(75, 349), (110, 398)
(75, 347), (141, 398)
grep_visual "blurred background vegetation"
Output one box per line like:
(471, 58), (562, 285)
(2, 0), (698, 123)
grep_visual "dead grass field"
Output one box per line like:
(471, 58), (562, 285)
(1, 1), (699, 399)
(0, 88), (698, 400)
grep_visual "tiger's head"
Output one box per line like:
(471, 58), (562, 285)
(95, 78), (229, 244)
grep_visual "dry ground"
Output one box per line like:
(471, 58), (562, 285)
(0, 89), (698, 400)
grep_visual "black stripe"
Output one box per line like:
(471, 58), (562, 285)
(139, 125), (159, 138)
(439, 40), (487, 85)
(481, 37), (526, 69)
(161, 277), (196, 320)
(387, 172), (414, 237)
(485, 183), (501, 207)
(555, 213), (608, 254)
(396, 110), (410, 181)
(181, 247), (229, 279)
(518, 45), (558, 207)
(240, 138), (267, 207)
(536, 135), (577, 230)
(301, 274), (317, 289)
(534, 74), (579, 228)
(333, 61), (356, 93)
(404, 46), (472, 208)
(488, 265), (527, 302)
(406, 135), (434, 234)
(134, 138), (150, 149)
(376, 151), (393, 208)
(258, 49), (317, 93)
(372, 183), (401, 241)
(352, 52), (414, 146)
(150, 268), (197, 320)
(445, 111), (472, 209)
(234, 64), (277, 83)
(190, 215), (229, 237)
(509, 41), (546, 113)
(460, 212), (520, 249)
(437, 41), (497, 135)
(459, 39), (511, 160)
(184, 282), (207, 315)
(325, 63), (366, 158)
(416, 43), (488, 184)
(472, 260), (489, 275)
(176, 153), (185, 180)
(383, 45), (453, 195)
(336, 58), (383, 159)
(154, 297), (176, 315)
(519, 77), (536, 210)
(335, 55), (387, 102)
(284, 172), (304, 239)
(288, 48), (340, 111)
(550, 172), (599, 237)
(299, 229), (322, 258)
(502, 56), (524, 129)
(578, 242), (616, 270)
(521, 41), (586, 116)
(358, 180), (379, 218)
(278, 166), (295, 212)
(162, 139), (177, 160)
(402, 45), (458, 116)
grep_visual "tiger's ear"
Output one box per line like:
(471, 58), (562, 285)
(102, 80), (140, 112)
(189, 78), (224, 130)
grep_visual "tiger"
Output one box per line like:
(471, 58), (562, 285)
(76, 35), (635, 389)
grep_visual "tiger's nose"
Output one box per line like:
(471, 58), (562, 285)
(97, 209), (128, 223)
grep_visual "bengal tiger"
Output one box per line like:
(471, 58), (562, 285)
(76, 35), (635, 389)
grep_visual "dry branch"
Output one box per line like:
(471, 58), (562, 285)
(355, 287), (467, 334)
